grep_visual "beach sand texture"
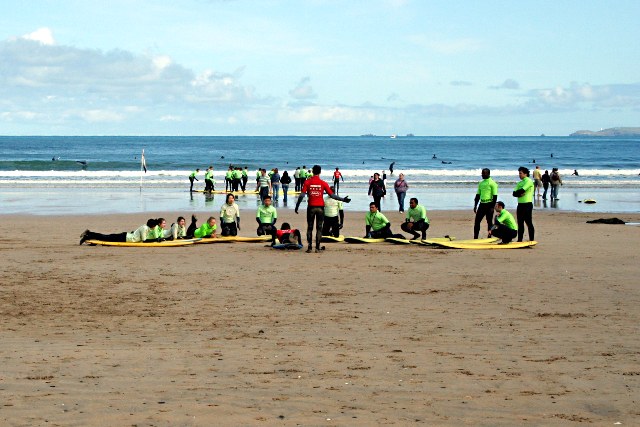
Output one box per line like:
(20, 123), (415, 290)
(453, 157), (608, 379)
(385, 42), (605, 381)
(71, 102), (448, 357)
(1, 210), (639, 425)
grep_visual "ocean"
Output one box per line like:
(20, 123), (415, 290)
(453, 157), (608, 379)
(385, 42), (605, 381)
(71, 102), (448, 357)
(1, 135), (638, 215)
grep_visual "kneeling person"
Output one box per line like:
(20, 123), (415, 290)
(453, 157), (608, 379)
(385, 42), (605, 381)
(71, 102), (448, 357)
(322, 186), (344, 237)
(489, 201), (518, 244)
(365, 202), (394, 238)
(220, 194), (241, 236)
(401, 197), (430, 240)
(256, 195), (278, 239)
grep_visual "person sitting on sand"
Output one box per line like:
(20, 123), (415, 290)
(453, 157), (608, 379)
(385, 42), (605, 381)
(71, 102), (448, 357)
(488, 201), (518, 244)
(79, 218), (161, 245)
(220, 194), (241, 236)
(256, 195), (278, 238)
(365, 202), (395, 239)
(273, 222), (302, 246)
(193, 217), (217, 238)
(401, 198), (430, 240)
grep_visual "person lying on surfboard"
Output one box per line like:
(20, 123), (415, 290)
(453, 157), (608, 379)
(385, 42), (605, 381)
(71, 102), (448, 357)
(80, 218), (161, 245)
(272, 222), (302, 247)
(193, 217), (218, 238)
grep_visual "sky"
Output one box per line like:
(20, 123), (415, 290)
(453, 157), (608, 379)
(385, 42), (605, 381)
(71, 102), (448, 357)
(1, 0), (639, 136)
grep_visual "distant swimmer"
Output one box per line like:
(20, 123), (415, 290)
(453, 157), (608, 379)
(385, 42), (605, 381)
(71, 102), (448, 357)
(221, 155), (225, 159)
(550, 153), (554, 158)
(389, 162), (395, 174)
(441, 161), (452, 164)
(432, 154), (437, 159)
(572, 169), (579, 176)
(76, 160), (87, 166)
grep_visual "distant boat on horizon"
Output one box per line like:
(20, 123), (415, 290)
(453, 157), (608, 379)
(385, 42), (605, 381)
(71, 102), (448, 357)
(390, 134), (397, 139)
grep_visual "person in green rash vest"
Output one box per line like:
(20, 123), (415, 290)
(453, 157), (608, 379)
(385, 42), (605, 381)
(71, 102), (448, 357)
(193, 217), (218, 238)
(204, 166), (214, 193)
(79, 218), (161, 245)
(189, 168), (200, 192)
(241, 167), (249, 192)
(232, 167), (242, 192)
(256, 195), (277, 239)
(512, 166), (535, 242)
(299, 165), (308, 189)
(225, 167), (233, 192)
(401, 197), (430, 240)
(473, 168), (498, 239)
(365, 202), (395, 239)
(146, 217), (167, 241)
(220, 194), (241, 236)
(489, 201), (518, 244)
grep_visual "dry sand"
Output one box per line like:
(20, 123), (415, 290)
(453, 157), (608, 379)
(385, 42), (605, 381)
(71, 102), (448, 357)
(1, 209), (639, 426)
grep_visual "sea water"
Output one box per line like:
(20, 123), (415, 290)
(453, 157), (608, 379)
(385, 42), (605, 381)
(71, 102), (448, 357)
(0, 135), (638, 215)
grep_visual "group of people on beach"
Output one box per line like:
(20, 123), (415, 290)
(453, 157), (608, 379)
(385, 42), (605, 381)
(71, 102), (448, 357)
(531, 165), (563, 201)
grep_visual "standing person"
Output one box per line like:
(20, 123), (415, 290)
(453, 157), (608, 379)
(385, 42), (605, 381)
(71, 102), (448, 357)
(241, 167), (249, 192)
(295, 165), (351, 253)
(256, 195), (278, 238)
(381, 170), (387, 182)
(322, 185), (344, 238)
(389, 162), (395, 174)
(333, 167), (344, 193)
(393, 173), (408, 213)
(541, 170), (551, 200)
(79, 218), (159, 245)
(550, 167), (563, 200)
(232, 167), (242, 192)
(294, 167), (301, 192)
(270, 168), (281, 202)
(299, 165), (308, 189)
(220, 193), (241, 236)
(473, 168), (498, 239)
(512, 166), (535, 242)
(189, 168), (200, 192)
(488, 201), (518, 244)
(225, 166), (233, 192)
(365, 202), (394, 238)
(533, 165), (542, 198)
(204, 166), (214, 193)
(401, 198), (429, 240)
(280, 171), (292, 203)
(368, 172), (386, 211)
(256, 169), (272, 202)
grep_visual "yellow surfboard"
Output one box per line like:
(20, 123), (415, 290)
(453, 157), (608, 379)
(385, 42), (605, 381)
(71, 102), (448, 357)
(194, 235), (271, 244)
(435, 241), (537, 250)
(344, 236), (386, 244)
(85, 239), (198, 247)
(321, 235), (345, 242)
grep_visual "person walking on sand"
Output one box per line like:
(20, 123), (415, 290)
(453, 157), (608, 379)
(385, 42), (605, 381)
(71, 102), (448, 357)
(368, 172), (386, 211)
(532, 165), (542, 198)
(295, 165), (351, 253)
(256, 169), (272, 202)
(189, 168), (200, 192)
(473, 168), (498, 239)
(394, 173), (408, 213)
(512, 166), (535, 242)
(541, 170), (551, 200)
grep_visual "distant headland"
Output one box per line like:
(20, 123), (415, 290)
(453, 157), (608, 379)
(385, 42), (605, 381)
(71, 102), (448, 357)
(570, 127), (640, 137)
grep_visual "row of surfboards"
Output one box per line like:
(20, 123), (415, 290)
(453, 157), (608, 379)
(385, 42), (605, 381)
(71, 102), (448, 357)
(85, 235), (537, 249)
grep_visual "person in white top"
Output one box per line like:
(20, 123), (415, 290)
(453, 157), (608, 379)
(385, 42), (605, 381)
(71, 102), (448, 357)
(220, 194), (241, 236)
(321, 186), (344, 237)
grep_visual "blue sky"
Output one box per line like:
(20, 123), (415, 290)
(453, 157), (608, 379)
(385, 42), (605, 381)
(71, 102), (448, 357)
(1, 0), (639, 135)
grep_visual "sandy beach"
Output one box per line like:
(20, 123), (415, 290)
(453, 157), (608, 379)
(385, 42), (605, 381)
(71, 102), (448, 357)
(1, 209), (639, 426)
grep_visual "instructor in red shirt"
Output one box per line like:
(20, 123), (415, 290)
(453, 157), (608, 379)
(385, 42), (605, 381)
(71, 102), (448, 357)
(295, 165), (351, 253)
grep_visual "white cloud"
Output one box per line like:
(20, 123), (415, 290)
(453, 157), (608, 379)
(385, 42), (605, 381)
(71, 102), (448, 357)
(289, 77), (317, 100)
(529, 82), (640, 108)
(21, 28), (55, 45)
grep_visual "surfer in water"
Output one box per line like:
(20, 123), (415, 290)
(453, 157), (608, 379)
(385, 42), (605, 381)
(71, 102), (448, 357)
(389, 162), (395, 174)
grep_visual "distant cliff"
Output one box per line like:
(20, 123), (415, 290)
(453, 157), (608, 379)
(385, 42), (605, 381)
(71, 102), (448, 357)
(570, 127), (640, 137)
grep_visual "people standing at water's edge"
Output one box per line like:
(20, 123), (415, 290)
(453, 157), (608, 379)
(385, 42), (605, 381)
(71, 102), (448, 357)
(473, 168), (498, 239)
(532, 165), (542, 198)
(513, 166), (535, 242)
(280, 171), (292, 203)
(189, 168), (200, 192)
(394, 173), (408, 213)
(220, 194), (241, 236)
(368, 172), (386, 211)
(225, 166), (233, 192)
(256, 169), (272, 202)
(322, 186), (344, 238)
(295, 165), (351, 253)
(550, 168), (563, 200)
(333, 168), (344, 193)
(241, 167), (249, 192)
(270, 168), (281, 202)
(256, 195), (278, 240)
(80, 218), (161, 245)
(541, 170), (550, 200)
(401, 198), (429, 240)
(294, 167), (301, 191)
(299, 165), (308, 189)
(488, 201), (518, 244)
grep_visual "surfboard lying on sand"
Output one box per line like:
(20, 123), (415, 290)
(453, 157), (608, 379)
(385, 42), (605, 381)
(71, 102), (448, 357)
(272, 243), (303, 250)
(321, 235), (345, 242)
(426, 237), (499, 245)
(582, 199), (597, 204)
(418, 236), (457, 245)
(434, 241), (537, 250)
(385, 237), (410, 244)
(344, 236), (386, 244)
(195, 235), (271, 244)
(85, 239), (199, 247)
(193, 190), (259, 195)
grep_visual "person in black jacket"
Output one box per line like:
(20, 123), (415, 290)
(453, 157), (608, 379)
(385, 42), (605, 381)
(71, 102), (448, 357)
(368, 172), (386, 211)
(280, 171), (292, 203)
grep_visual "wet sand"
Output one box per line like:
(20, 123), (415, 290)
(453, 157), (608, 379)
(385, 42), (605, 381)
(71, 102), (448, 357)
(1, 210), (639, 425)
